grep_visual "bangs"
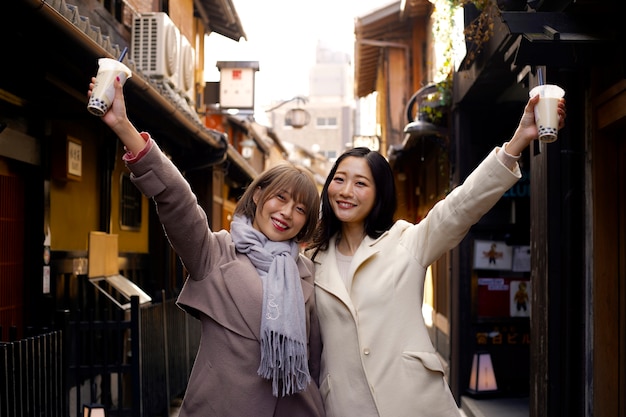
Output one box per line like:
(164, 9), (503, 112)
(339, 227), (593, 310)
(262, 168), (318, 211)
(290, 174), (320, 210)
(233, 163), (320, 241)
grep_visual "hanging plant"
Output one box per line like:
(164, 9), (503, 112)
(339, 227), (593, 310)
(453, 0), (499, 66)
(426, 0), (507, 123)
(435, 72), (453, 107)
(422, 0), (458, 125)
(420, 103), (447, 126)
(430, 0), (456, 83)
(418, 74), (453, 126)
(431, 0), (503, 73)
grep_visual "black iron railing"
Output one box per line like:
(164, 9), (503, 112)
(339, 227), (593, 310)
(0, 330), (64, 416)
(1, 293), (199, 417)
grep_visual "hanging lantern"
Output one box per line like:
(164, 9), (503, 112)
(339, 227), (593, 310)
(265, 95), (311, 129)
(285, 107), (311, 129)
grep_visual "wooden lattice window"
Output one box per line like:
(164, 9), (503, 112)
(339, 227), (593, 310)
(119, 173), (142, 231)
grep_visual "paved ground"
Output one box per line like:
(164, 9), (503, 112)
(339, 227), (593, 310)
(461, 396), (529, 417)
(169, 400), (471, 417)
(168, 395), (529, 417)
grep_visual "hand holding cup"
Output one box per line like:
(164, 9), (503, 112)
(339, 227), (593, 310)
(87, 57), (132, 117)
(529, 84), (565, 143)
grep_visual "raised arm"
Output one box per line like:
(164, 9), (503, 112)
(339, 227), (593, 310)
(88, 77), (146, 156)
(406, 94), (566, 266)
(88, 77), (216, 280)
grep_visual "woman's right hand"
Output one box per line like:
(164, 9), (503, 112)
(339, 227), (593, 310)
(88, 77), (146, 155)
(88, 76), (128, 131)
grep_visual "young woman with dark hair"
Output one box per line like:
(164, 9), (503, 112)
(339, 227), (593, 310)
(307, 95), (566, 417)
(311, 147), (397, 255)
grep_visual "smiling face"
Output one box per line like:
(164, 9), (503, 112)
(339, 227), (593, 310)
(252, 187), (308, 242)
(327, 156), (376, 228)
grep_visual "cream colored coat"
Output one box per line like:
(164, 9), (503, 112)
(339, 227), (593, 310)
(311, 148), (521, 417)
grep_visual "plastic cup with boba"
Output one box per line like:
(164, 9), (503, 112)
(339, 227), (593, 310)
(87, 57), (132, 117)
(529, 84), (565, 143)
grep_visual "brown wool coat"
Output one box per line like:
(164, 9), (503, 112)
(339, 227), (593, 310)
(127, 140), (325, 417)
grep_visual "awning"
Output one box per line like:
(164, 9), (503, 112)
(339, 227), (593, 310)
(501, 11), (614, 67)
(90, 275), (152, 310)
(226, 115), (273, 156)
(454, 9), (615, 104)
(354, 0), (431, 98)
(194, 0), (247, 41)
(7, 0), (255, 181)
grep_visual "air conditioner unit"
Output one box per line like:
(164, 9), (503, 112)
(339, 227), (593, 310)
(132, 12), (179, 88)
(178, 35), (195, 105)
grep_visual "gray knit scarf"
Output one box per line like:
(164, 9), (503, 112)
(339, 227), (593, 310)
(230, 215), (311, 397)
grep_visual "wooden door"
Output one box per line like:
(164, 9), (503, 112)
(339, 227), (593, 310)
(593, 81), (626, 417)
(0, 157), (25, 341)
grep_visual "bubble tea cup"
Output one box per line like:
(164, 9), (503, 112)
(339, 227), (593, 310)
(529, 84), (565, 143)
(87, 58), (132, 116)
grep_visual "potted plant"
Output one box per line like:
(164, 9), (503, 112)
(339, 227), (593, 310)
(455, 0), (527, 65)
(419, 75), (453, 126)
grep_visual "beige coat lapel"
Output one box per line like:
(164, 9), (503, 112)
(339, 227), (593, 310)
(349, 233), (386, 279)
(313, 234), (383, 315)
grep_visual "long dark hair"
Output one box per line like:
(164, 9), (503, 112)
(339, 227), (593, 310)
(308, 147), (396, 258)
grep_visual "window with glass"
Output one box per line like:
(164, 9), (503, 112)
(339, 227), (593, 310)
(120, 173), (142, 230)
(316, 117), (338, 128)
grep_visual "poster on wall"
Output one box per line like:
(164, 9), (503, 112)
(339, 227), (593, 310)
(476, 278), (510, 317)
(511, 246), (531, 272)
(510, 280), (531, 317)
(473, 240), (512, 270)
(476, 277), (532, 318)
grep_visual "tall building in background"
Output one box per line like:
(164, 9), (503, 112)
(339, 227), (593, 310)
(267, 41), (354, 163)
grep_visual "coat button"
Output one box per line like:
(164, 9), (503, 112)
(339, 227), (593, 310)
(363, 348), (370, 355)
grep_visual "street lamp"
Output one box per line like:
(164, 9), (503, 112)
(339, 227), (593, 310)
(265, 96), (310, 129)
(240, 139), (256, 159)
(402, 83), (449, 160)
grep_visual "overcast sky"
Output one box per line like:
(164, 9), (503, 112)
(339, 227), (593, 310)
(204, 0), (394, 108)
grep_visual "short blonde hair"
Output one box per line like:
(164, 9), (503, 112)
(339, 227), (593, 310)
(234, 162), (320, 242)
